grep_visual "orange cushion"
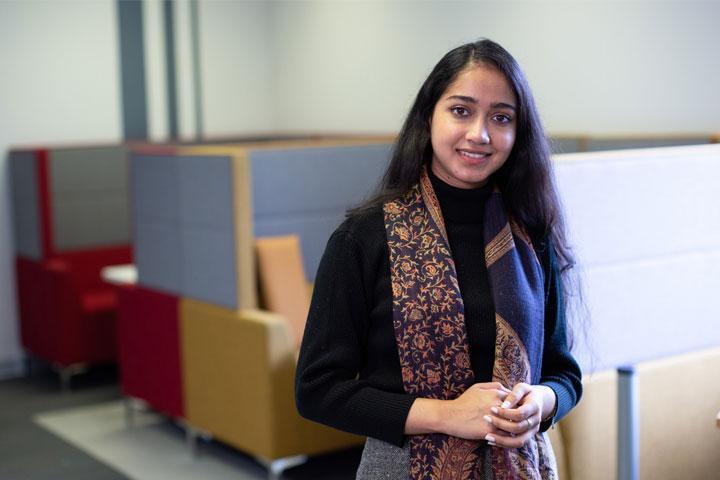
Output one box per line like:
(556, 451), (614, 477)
(255, 235), (310, 349)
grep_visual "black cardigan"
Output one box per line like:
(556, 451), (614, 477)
(295, 173), (582, 447)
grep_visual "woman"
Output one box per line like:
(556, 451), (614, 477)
(295, 39), (582, 479)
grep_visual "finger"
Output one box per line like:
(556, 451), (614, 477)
(500, 383), (531, 409)
(476, 382), (512, 393)
(483, 414), (536, 435)
(491, 402), (538, 422)
(486, 433), (527, 449)
(475, 386), (509, 401)
(485, 428), (535, 449)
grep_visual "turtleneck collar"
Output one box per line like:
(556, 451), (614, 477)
(428, 165), (493, 224)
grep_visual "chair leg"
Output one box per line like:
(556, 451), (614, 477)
(24, 354), (34, 377)
(185, 424), (199, 458)
(54, 363), (88, 392)
(59, 367), (72, 392)
(180, 420), (212, 459)
(124, 397), (136, 428)
(257, 455), (308, 480)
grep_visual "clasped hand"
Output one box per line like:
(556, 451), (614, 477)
(449, 381), (547, 449)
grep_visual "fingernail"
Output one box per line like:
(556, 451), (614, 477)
(485, 434), (496, 443)
(483, 415), (493, 424)
(491, 407), (499, 414)
(501, 401), (511, 408)
(488, 442), (497, 447)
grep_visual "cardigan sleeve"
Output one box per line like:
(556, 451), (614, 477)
(295, 227), (415, 446)
(538, 240), (583, 431)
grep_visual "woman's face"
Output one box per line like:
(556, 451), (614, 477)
(430, 64), (517, 189)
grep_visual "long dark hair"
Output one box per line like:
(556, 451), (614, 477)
(354, 39), (583, 345)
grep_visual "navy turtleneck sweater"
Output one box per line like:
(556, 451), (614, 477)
(295, 170), (582, 447)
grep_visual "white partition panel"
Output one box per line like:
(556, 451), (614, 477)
(555, 144), (720, 372)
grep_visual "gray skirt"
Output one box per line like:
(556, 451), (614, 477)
(356, 437), (410, 480)
(356, 437), (494, 480)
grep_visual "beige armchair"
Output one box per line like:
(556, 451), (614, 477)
(548, 346), (720, 480)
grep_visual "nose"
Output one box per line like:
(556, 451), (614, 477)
(466, 117), (490, 144)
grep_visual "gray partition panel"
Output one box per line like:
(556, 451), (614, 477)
(178, 155), (234, 228)
(132, 154), (181, 293)
(9, 151), (42, 259)
(180, 229), (237, 308)
(131, 153), (237, 305)
(132, 154), (180, 221)
(50, 147), (130, 250)
(585, 137), (710, 152)
(133, 221), (182, 294)
(549, 137), (582, 154)
(251, 144), (391, 280)
(54, 196), (130, 249)
(177, 155), (237, 308)
(249, 144), (390, 215)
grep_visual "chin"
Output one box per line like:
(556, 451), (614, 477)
(455, 168), (490, 186)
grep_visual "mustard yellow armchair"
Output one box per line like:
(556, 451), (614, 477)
(180, 298), (364, 472)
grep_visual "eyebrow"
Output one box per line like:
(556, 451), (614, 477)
(445, 95), (516, 111)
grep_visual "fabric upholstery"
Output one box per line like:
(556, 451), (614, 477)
(116, 284), (183, 418)
(16, 245), (131, 366)
(249, 143), (390, 281)
(180, 298), (363, 461)
(132, 149), (255, 310)
(556, 369), (618, 480)
(546, 427), (567, 480)
(9, 150), (42, 259)
(636, 347), (720, 479)
(554, 144), (720, 372)
(552, 348), (720, 479)
(50, 146), (130, 250)
(255, 235), (310, 349)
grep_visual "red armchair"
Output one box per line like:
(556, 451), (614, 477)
(16, 246), (132, 383)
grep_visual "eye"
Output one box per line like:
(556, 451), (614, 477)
(450, 106), (471, 117)
(492, 113), (513, 124)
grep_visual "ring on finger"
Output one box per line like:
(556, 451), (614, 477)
(525, 418), (532, 429)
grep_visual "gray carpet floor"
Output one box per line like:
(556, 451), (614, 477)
(0, 366), (362, 480)
(0, 366), (128, 480)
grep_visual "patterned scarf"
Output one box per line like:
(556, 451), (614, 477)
(383, 167), (557, 479)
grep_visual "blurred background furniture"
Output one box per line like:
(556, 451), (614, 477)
(181, 300), (363, 477)
(9, 145), (132, 389)
(549, 347), (720, 480)
(111, 139), (390, 476)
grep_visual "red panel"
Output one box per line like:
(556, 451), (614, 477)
(16, 258), (56, 360)
(116, 284), (184, 418)
(35, 149), (54, 259)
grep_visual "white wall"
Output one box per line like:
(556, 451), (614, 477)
(143, 0), (274, 140)
(199, 1), (275, 137)
(269, 0), (720, 135)
(0, 0), (122, 377)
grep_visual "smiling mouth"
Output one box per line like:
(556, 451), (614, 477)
(457, 149), (492, 160)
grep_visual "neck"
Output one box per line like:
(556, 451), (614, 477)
(427, 167), (492, 224)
